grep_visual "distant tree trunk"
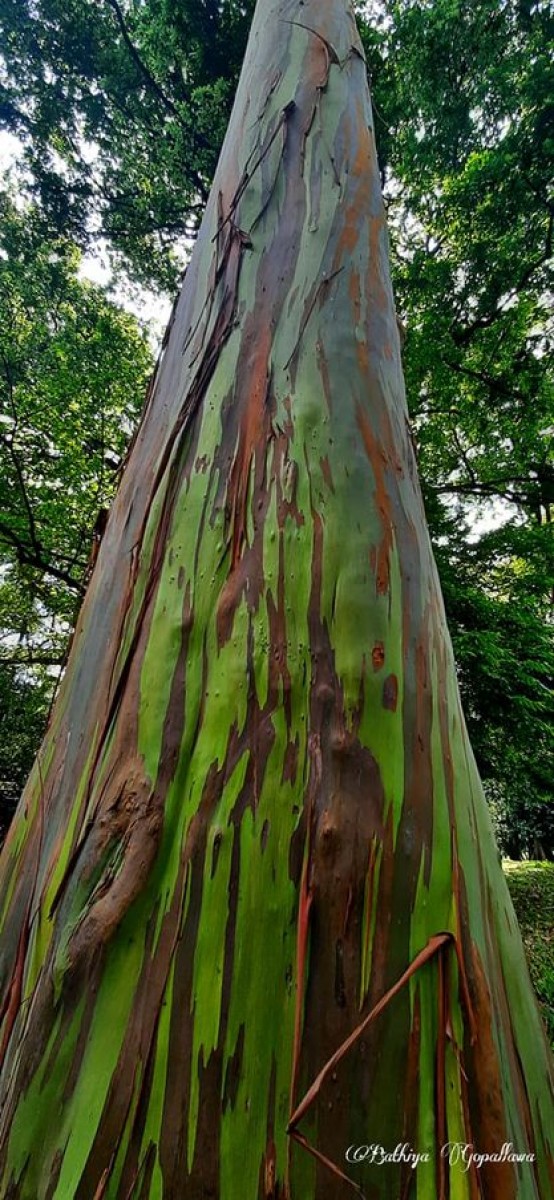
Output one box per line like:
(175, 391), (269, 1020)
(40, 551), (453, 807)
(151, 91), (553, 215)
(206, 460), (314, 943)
(0, 2), (552, 1197)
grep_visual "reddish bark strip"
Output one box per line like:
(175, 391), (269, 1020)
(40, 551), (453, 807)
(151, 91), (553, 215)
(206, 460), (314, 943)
(288, 933), (452, 1132)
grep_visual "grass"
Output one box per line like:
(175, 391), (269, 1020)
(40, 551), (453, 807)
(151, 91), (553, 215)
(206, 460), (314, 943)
(503, 860), (554, 1047)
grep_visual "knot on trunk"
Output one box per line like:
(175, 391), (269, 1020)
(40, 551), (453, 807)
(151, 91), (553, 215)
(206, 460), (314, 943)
(53, 763), (162, 987)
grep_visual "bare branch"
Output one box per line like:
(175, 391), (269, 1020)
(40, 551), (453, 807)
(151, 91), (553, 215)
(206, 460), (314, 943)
(0, 521), (86, 594)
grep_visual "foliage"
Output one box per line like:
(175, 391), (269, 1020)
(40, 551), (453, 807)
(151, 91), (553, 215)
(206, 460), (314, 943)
(361, 0), (554, 854)
(0, 194), (153, 827)
(369, 0), (553, 513)
(0, 0), (255, 290)
(0, 661), (52, 841)
(429, 496), (554, 857)
(505, 861), (554, 1045)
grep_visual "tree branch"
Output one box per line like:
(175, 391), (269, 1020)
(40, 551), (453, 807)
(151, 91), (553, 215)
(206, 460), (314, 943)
(104, 0), (211, 201)
(450, 426), (478, 489)
(441, 358), (522, 401)
(0, 426), (42, 563)
(429, 479), (538, 508)
(104, 0), (181, 122)
(0, 521), (86, 594)
(0, 651), (65, 668)
(452, 214), (553, 347)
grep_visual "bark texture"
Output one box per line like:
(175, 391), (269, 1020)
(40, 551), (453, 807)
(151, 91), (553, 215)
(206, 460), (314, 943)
(0, 2), (552, 1197)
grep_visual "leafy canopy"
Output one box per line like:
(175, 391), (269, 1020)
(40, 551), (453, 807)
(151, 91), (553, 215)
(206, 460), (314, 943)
(0, 194), (152, 815)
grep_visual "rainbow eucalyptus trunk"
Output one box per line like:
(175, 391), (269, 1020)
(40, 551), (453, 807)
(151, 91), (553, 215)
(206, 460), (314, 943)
(0, 2), (552, 1197)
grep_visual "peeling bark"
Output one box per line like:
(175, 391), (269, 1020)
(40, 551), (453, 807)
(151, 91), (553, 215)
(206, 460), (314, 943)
(0, 1), (553, 1198)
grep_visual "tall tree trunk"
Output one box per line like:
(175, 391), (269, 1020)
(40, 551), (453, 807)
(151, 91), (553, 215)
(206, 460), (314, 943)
(0, 1), (552, 1197)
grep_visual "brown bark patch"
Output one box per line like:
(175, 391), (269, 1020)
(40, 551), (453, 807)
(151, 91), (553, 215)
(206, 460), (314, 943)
(464, 939), (517, 1200)
(382, 673), (398, 712)
(371, 642), (385, 672)
(356, 404), (393, 596)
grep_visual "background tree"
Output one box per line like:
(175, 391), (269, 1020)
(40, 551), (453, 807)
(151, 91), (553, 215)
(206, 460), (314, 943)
(361, 0), (554, 856)
(0, 193), (152, 827)
(0, 663), (51, 841)
(0, 0), (256, 288)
